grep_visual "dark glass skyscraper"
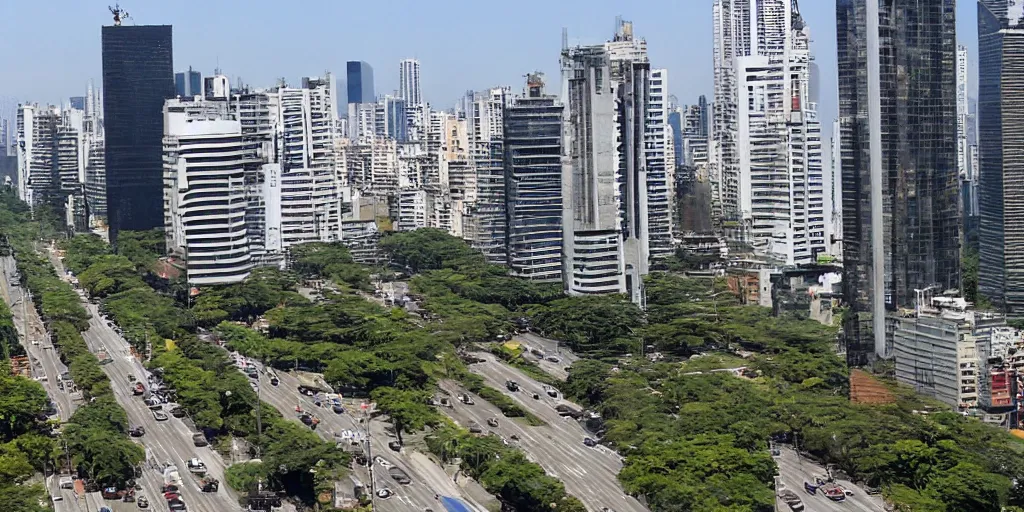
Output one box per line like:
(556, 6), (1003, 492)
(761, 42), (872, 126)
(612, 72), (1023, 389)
(978, 1), (1024, 317)
(101, 25), (174, 243)
(504, 74), (563, 282)
(836, 0), (960, 366)
(346, 61), (374, 104)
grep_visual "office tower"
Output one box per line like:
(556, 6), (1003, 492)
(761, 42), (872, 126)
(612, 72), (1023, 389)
(399, 59), (422, 106)
(162, 98), (251, 285)
(174, 67), (202, 97)
(561, 19), (651, 304)
(735, 1), (827, 265)
(346, 61), (375, 104)
(979, 1), (1024, 317)
(679, 99), (710, 168)
(504, 73), (563, 282)
(837, 0), (959, 365)
(101, 24), (174, 242)
(464, 87), (510, 265)
(84, 136), (107, 223)
(69, 97), (86, 110)
(646, 68), (673, 259)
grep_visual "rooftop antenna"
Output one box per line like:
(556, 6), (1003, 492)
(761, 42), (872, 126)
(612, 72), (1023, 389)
(109, 4), (130, 26)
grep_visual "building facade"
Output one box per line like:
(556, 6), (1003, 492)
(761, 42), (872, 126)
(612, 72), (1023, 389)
(175, 67), (202, 98)
(837, 0), (960, 366)
(163, 99), (252, 285)
(346, 61), (374, 104)
(399, 59), (422, 106)
(101, 24), (175, 242)
(978, 0), (1024, 317)
(504, 73), (563, 282)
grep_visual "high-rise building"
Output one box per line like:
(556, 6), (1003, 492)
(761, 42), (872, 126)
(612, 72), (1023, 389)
(561, 19), (652, 304)
(15, 104), (89, 232)
(162, 98), (251, 285)
(399, 59), (422, 106)
(174, 67), (202, 97)
(69, 97), (86, 110)
(504, 73), (563, 282)
(837, 0), (959, 365)
(735, 1), (827, 265)
(979, 1), (1024, 316)
(646, 68), (674, 259)
(346, 61), (375, 104)
(464, 87), (510, 265)
(710, 0), (748, 228)
(101, 24), (174, 242)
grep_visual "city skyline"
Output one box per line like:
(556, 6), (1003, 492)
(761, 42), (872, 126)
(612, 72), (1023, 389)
(0, 0), (981, 146)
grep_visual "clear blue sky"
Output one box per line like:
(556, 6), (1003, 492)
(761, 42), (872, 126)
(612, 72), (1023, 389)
(0, 0), (979, 143)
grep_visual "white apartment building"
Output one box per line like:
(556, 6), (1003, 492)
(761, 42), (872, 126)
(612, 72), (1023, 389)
(646, 68), (674, 259)
(17, 103), (90, 231)
(397, 188), (429, 231)
(162, 99), (252, 285)
(271, 77), (342, 248)
(399, 59), (422, 106)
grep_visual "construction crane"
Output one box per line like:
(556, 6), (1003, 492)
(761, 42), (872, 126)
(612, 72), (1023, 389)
(109, 4), (130, 26)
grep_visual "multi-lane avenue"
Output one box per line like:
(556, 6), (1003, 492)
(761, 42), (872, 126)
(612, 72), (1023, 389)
(444, 352), (649, 512)
(45, 249), (241, 512)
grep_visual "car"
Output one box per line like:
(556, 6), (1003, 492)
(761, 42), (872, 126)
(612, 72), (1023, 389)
(375, 488), (393, 499)
(583, 437), (597, 447)
(546, 356), (560, 363)
(192, 433), (208, 447)
(388, 440), (401, 452)
(50, 495), (63, 503)
(300, 414), (314, 426)
(247, 371), (258, 380)
(136, 496), (149, 508)
(270, 375), (279, 386)
(468, 422), (483, 434)
(167, 498), (186, 511)
(770, 446), (781, 456)
(129, 426), (145, 437)
(152, 410), (168, 421)
(58, 476), (74, 489)
(374, 456), (394, 469)
(486, 417), (498, 428)
(388, 467), (411, 485)
(543, 385), (558, 398)
(778, 489), (805, 511)
(332, 404), (345, 414)
(170, 407), (186, 418)
(458, 394), (474, 405)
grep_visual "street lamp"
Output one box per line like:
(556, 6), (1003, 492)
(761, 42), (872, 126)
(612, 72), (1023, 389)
(224, 387), (263, 459)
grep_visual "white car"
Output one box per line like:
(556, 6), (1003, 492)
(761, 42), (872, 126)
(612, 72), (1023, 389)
(374, 456), (394, 469)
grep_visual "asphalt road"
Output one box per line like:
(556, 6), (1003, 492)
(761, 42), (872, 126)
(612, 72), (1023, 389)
(512, 332), (579, 381)
(49, 251), (241, 512)
(0, 256), (79, 421)
(240, 362), (488, 512)
(449, 352), (648, 512)
(774, 447), (884, 512)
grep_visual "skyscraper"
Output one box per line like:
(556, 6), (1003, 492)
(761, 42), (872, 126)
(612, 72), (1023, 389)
(101, 24), (174, 242)
(837, 0), (960, 365)
(504, 73), (563, 282)
(710, 0), (748, 228)
(735, 1), (827, 265)
(561, 19), (652, 305)
(979, 0), (1024, 317)
(174, 67), (202, 97)
(399, 58), (422, 106)
(346, 61), (374, 104)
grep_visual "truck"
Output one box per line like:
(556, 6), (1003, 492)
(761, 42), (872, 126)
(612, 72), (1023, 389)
(162, 465), (183, 493)
(296, 371), (334, 395)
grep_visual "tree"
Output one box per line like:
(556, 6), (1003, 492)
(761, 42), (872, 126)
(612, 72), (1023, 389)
(928, 463), (1009, 512)
(370, 387), (436, 444)
(0, 372), (48, 441)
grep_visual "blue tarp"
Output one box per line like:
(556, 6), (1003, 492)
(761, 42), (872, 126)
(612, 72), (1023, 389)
(440, 496), (474, 512)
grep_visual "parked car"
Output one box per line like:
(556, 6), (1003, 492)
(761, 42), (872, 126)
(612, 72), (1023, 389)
(457, 394), (474, 405)
(332, 404), (345, 414)
(170, 407), (186, 418)
(388, 440), (401, 452)
(468, 422), (483, 434)
(388, 467), (411, 485)
(129, 426), (145, 437)
(152, 410), (168, 421)
(583, 437), (597, 447)
(778, 489), (804, 511)
(486, 417), (498, 428)
(136, 496), (149, 508)
(192, 433), (208, 447)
